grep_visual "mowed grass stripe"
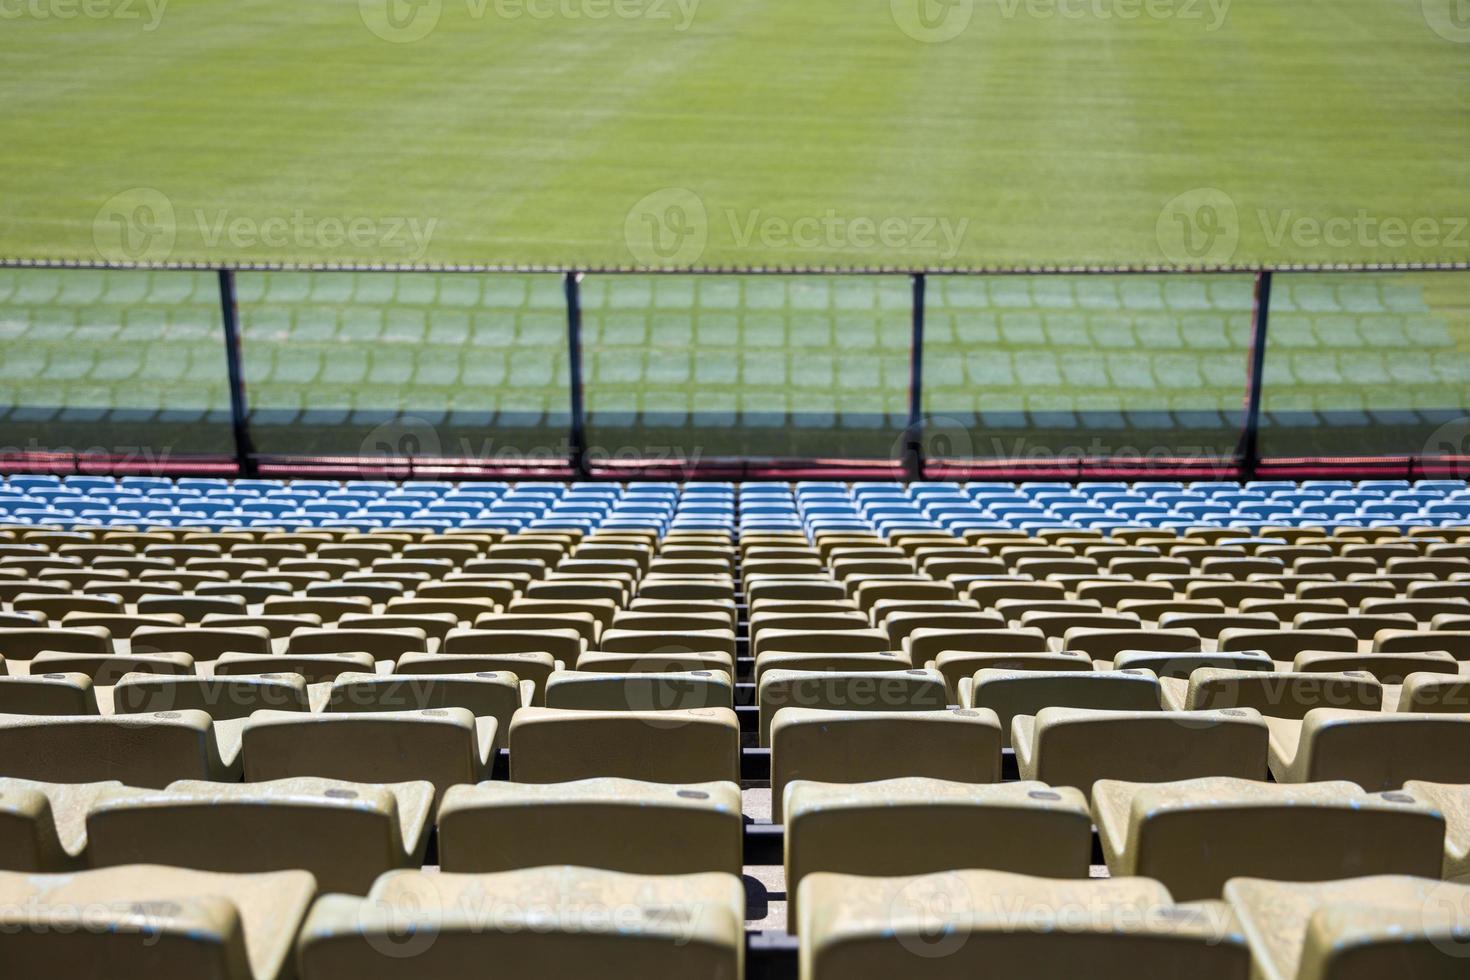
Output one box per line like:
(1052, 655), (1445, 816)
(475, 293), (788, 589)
(0, 0), (1466, 267)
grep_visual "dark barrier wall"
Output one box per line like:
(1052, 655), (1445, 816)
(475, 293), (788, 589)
(235, 271), (570, 461)
(581, 275), (910, 461)
(921, 273), (1256, 465)
(0, 263), (1467, 477)
(1257, 272), (1470, 460)
(0, 269), (235, 459)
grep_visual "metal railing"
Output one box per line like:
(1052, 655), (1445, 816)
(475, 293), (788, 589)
(2, 258), (1469, 482)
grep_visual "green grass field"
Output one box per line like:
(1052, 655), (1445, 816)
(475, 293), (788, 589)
(2, 0), (1469, 463)
(1, 0), (1468, 269)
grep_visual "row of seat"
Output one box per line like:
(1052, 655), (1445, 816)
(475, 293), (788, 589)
(7, 525), (1470, 614)
(0, 519), (1469, 803)
(11, 773), (1470, 907)
(4, 699), (1470, 821)
(7, 612), (1466, 678)
(2, 477), (1469, 531)
(5, 862), (1468, 979)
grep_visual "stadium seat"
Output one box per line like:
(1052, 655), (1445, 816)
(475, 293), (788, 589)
(509, 706), (739, 783)
(757, 668), (947, 745)
(0, 672), (98, 715)
(437, 777), (742, 875)
(0, 711), (240, 786)
(769, 707), (1002, 822)
(241, 709), (496, 800)
(297, 866), (744, 979)
(1224, 875), (1470, 979)
(797, 870), (1249, 979)
(0, 864), (315, 979)
(1394, 673), (1470, 713)
(85, 777), (434, 893)
(1267, 708), (1470, 788)
(1012, 707), (1269, 793)
(1402, 781), (1470, 881)
(326, 672), (525, 730)
(0, 776), (116, 870)
(1093, 776), (1445, 899)
(959, 669), (1162, 745)
(543, 668), (733, 711)
(783, 778), (1092, 927)
(1164, 668), (1383, 716)
(114, 673), (311, 718)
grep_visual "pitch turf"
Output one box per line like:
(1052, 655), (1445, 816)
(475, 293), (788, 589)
(1, 0), (1468, 269)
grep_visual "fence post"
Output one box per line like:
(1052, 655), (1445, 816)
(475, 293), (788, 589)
(217, 269), (257, 478)
(903, 272), (927, 481)
(564, 271), (589, 478)
(1236, 269), (1273, 481)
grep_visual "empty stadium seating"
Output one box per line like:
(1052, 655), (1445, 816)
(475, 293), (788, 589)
(2, 473), (1470, 977)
